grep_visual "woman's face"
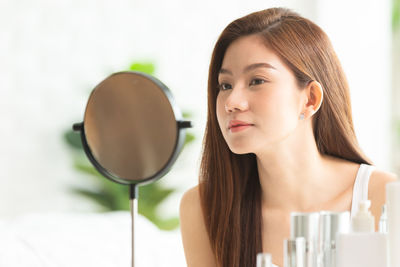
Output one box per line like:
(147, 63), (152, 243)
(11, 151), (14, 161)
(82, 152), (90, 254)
(216, 34), (305, 155)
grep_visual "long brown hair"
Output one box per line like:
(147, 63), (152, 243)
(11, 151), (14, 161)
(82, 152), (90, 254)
(199, 7), (371, 267)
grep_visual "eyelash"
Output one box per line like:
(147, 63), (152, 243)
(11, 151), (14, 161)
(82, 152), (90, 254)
(218, 78), (267, 91)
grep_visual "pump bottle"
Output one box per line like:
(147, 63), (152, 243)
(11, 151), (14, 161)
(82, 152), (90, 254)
(336, 200), (388, 267)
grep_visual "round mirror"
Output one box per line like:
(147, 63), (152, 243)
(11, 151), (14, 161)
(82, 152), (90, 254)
(73, 71), (192, 186)
(72, 71), (191, 267)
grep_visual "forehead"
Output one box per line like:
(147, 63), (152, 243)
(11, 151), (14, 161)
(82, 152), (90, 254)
(220, 34), (285, 74)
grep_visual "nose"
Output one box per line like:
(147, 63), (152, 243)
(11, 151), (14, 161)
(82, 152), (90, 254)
(224, 86), (249, 113)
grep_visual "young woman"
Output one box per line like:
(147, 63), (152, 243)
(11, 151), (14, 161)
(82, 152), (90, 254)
(179, 7), (397, 267)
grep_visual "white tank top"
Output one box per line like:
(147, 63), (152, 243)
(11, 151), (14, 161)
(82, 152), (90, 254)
(350, 163), (375, 218)
(270, 164), (374, 267)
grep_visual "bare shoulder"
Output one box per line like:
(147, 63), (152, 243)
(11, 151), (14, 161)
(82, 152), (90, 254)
(180, 186), (204, 229)
(369, 168), (398, 199)
(368, 168), (398, 230)
(180, 185), (201, 213)
(179, 185), (217, 267)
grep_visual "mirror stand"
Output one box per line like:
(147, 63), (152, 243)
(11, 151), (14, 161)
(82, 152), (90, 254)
(129, 184), (138, 267)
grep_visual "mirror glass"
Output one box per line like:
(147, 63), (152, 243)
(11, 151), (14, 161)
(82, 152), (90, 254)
(81, 71), (185, 184)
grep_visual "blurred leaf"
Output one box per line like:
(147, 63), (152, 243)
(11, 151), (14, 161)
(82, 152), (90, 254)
(129, 62), (155, 75)
(394, 0), (400, 30)
(185, 132), (195, 145)
(138, 183), (180, 231)
(396, 119), (400, 137)
(182, 111), (195, 145)
(139, 183), (174, 207)
(154, 217), (180, 231)
(70, 188), (114, 210)
(64, 130), (83, 150)
(74, 161), (101, 176)
(182, 111), (192, 118)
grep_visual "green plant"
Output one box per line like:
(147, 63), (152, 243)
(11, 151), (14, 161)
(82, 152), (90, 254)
(65, 62), (195, 230)
(394, 0), (400, 30)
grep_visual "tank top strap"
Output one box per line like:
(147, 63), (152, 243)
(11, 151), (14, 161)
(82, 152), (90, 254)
(350, 163), (375, 219)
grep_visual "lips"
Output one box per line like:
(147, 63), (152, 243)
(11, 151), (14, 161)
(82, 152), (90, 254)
(228, 120), (254, 129)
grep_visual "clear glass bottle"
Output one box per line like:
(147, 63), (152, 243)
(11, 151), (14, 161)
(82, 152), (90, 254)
(257, 253), (273, 267)
(379, 204), (387, 233)
(290, 212), (319, 267)
(318, 211), (350, 267)
(284, 237), (306, 267)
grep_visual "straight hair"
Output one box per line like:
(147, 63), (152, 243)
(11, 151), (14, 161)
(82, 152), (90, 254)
(199, 7), (371, 267)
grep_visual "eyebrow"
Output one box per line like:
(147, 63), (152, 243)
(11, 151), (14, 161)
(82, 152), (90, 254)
(219, 62), (276, 75)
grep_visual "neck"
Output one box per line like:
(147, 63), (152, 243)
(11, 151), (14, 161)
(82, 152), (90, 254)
(255, 127), (335, 212)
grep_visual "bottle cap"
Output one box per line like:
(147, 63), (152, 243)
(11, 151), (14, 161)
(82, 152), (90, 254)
(351, 200), (375, 232)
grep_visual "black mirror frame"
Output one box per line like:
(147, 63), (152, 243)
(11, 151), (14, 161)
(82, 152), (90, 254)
(72, 71), (192, 188)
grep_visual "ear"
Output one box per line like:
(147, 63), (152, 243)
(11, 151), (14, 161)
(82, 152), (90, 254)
(303, 81), (323, 118)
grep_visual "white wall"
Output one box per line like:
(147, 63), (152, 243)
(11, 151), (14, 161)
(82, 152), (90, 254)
(392, 18), (400, 174)
(316, 0), (393, 170)
(0, 0), (393, 221)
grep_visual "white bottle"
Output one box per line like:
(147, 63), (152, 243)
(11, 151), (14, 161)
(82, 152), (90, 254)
(386, 182), (400, 267)
(336, 200), (388, 267)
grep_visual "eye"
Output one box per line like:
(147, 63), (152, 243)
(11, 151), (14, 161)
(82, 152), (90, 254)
(249, 78), (266, 86)
(218, 83), (232, 91)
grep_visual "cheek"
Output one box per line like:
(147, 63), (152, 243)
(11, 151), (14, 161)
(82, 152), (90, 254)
(216, 94), (225, 128)
(255, 89), (299, 130)
(255, 90), (285, 115)
(270, 84), (299, 113)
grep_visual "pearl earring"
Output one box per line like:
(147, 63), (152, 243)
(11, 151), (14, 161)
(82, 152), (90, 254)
(299, 113), (305, 120)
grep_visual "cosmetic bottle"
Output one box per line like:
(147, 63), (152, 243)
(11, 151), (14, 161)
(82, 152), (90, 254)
(284, 237), (306, 267)
(386, 181), (400, 267)
(290, 212), (319, 267)
(379, 204), (387, 233)
(336, 200), (388, 267)
(257, 253), (273, 267)
(318, 211), (350, 267)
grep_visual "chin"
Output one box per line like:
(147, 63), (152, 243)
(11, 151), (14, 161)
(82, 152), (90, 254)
(227, 143), (253, 155)
(230, 150), (249, 155)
